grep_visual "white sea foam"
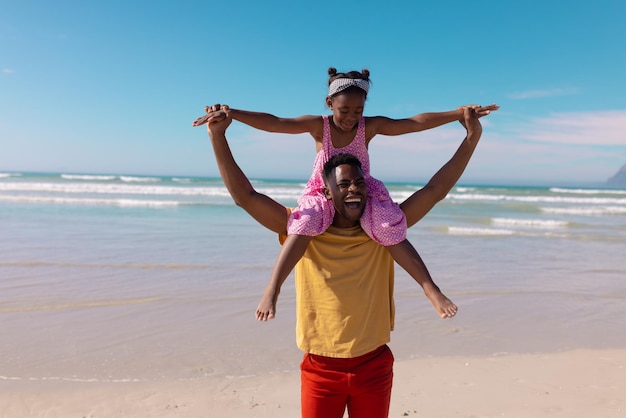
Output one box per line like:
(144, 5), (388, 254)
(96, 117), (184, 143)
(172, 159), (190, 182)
(0, 182), (232, 196)
(455, 187), (477, 193)
(0, 173), (22, 178)
(61, 174), (116, 181)
(389, 191), (415, 201)
(540, 206), (626, 216)
(0, 181), (303, 207)
(0, 195), (180, 207)
(256, 187), (302, 200)
(172, 177), (193, 183)
(550, 187), (626, 195)
(447, 226), (515, 236)
(120, 176), (161, 182)
(447, 192), (626, 205)
(492, 218), (569, 229)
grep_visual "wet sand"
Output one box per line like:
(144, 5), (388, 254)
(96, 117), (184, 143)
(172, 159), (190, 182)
(2, 349), (624, 417)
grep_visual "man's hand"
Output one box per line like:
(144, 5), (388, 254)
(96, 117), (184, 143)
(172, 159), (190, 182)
(460, 106), (483, 142)
(192, 104), (232, 135)
(192, 104), (231, 128)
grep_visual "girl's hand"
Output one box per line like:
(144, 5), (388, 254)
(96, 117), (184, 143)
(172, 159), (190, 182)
(456, 104), (500, 121)
(475, 103), (500, 117)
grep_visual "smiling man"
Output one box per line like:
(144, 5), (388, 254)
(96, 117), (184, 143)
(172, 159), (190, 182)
(200, 103), (493, 418)
(293, 153), (399, 417)
(323, 153), (368, 224)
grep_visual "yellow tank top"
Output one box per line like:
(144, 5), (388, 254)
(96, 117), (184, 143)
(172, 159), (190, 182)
(291, 225), (395, 358)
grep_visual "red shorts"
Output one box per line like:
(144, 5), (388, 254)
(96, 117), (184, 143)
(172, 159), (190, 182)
(300, 345), (394, 418)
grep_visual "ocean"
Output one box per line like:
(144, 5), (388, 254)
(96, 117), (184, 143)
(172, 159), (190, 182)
(1, 172), (625, 382)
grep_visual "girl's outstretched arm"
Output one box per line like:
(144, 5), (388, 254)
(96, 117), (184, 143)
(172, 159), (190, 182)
(368, 104), (498, 137)
(207, 105), (322, 134)
(256, 234), (311, 321)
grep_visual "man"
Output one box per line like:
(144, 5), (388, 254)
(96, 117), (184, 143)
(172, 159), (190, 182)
(200, 103), (495, 417)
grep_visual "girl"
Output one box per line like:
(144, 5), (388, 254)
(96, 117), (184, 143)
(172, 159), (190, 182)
(193, 68), (497, 322)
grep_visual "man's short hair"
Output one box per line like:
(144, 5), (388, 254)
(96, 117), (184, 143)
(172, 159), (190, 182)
(323, 153), (363, 180)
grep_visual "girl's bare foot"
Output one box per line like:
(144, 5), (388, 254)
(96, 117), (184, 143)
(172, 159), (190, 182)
(256, 290), (278, 321)
(425, 288), (458, 319)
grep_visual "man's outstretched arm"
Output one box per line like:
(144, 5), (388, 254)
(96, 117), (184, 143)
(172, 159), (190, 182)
(400, 106), (492, 227)
(204, 107), (289, 234)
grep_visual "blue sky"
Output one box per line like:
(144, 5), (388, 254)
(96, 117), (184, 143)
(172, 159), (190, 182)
(1, 0), (625, 186)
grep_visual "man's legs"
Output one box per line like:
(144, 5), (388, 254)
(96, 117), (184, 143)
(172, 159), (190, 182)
(300, 345), (394, 418)
(301, 353), (350, 418)
(346, 345), (394, 417)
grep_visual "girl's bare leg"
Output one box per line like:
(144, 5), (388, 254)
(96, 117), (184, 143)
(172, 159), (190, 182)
(256, 234), (312, 321)
(387, 239), (458, 318)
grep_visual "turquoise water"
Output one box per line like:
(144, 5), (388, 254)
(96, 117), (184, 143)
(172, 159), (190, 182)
(1, 172), (625, 381)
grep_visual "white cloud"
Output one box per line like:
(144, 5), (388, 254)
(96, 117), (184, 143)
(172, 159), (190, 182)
(508, 88), (579, 100)
(519, 110), (626, 145)
(2, 68), (14, 74)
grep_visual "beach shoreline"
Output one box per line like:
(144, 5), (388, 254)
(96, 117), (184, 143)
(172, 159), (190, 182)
(2, 174), (625, 416)
(2, 348), (623, 417)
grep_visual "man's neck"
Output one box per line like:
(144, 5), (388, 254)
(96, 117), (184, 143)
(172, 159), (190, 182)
(330, 218), (360, 229)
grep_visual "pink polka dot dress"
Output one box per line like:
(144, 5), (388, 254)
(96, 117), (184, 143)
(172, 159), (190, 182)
(287, 115), (407, 246)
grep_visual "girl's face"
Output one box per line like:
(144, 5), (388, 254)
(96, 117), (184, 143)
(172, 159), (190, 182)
(326, 90), (366, 132)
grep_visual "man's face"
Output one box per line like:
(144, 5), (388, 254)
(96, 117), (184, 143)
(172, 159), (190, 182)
(324, 164), (368, 228)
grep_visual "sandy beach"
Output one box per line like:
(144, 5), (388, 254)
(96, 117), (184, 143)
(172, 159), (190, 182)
(1, 349), (624, 417)
(2, 175), (625, 417)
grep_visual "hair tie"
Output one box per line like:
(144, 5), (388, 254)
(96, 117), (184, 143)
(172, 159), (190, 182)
(328, 78), (369, 97)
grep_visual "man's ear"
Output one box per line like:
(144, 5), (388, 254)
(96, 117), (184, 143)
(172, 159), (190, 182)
(323, 186), (331, 200)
